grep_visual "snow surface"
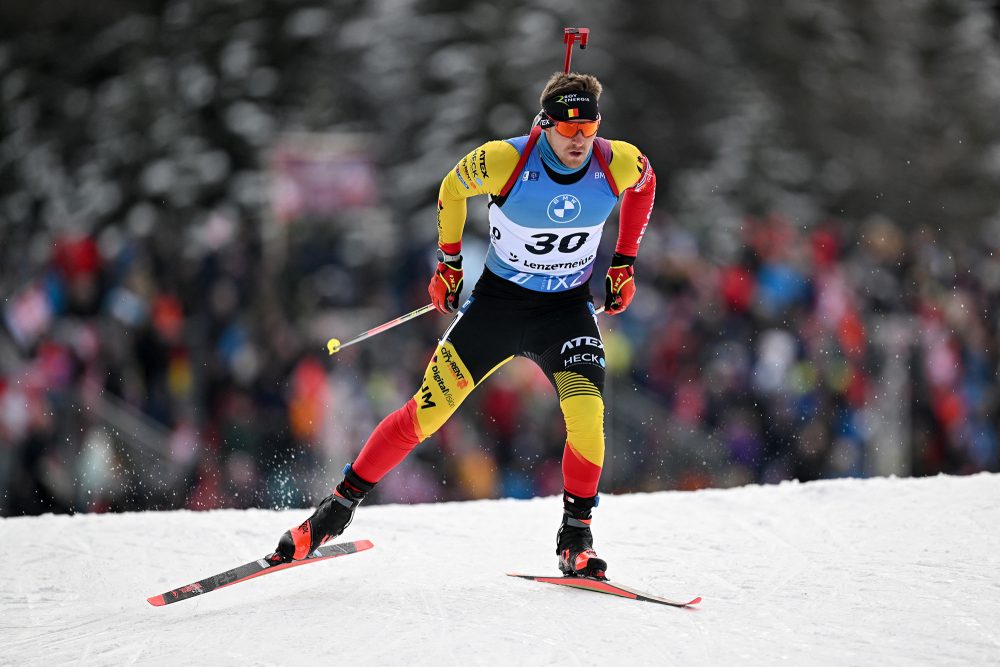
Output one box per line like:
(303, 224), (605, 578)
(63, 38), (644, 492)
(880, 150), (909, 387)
(2, 473), (999, 666)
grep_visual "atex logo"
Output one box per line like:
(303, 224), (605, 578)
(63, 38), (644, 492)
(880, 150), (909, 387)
(547, 194), (582, 223)
(561, 336), (604, 354)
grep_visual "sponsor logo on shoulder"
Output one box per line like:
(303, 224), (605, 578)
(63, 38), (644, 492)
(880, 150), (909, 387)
(477, 150), (489, 179)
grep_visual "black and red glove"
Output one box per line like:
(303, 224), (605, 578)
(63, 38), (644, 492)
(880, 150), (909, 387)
(604, 253), (636, 315)
(428, 252), (464, 314)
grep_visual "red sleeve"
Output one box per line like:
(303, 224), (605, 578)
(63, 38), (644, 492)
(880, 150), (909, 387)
(614, 160), (656, 258)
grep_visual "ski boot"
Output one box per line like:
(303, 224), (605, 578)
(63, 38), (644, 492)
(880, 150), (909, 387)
(556, 491), (608, 580)
(270, 465), (375, 563)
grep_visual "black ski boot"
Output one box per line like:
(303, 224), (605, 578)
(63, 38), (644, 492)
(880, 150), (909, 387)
(271, 466), (375, 563)
(556, 491), (608, 579)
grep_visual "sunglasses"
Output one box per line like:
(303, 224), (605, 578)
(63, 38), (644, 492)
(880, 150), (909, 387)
(548, 114), (601, 138)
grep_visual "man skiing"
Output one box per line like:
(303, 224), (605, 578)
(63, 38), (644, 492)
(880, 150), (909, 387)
(272, 71), (656, 579)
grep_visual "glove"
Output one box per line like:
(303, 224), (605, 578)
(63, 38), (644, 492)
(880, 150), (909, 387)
(604, 253), (636, 315)
(428, 254), (464, 314)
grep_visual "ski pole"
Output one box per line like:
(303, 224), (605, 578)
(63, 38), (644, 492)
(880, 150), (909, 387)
(327, 301), (608, 355)
(327, 303), (436, 355)
(562, 27), (590, 73)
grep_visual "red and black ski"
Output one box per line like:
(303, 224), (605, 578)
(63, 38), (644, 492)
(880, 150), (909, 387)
(147, 539), (373, 607)
(508, 573), (700, 608)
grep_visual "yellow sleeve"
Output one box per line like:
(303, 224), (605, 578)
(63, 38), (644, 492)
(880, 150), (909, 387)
(437, 140), (521, 248)
(607, 140), (649, 192)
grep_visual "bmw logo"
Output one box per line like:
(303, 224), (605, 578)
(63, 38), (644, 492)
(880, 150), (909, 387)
(547, 194), (582, 223)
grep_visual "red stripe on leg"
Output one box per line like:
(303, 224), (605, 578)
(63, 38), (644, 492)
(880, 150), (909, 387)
(352, 399), (423, 483)
(562, 440), (602, 498)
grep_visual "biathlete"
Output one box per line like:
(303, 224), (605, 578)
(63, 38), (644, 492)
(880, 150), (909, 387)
(272, 71), (656, 579)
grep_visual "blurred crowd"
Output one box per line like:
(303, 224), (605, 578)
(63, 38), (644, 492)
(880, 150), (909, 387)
(3, 209), (999, 516)
(3, 1), (1000, 516)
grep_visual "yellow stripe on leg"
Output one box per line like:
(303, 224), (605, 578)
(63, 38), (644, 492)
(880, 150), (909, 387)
(560, 393), (605, 467)
(553, 371), (603, 400)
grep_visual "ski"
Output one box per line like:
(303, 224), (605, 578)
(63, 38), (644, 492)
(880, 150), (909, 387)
(507, 573), (700, 608)
(147, 539), (374, 607)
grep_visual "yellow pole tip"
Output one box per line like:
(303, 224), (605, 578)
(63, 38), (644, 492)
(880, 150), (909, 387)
(326, 338), (341, 355)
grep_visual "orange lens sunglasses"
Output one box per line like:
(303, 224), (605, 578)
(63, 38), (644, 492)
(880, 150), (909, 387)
(548, 114), (601, 138)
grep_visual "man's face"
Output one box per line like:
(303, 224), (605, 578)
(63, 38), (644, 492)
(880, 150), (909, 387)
(545, 124), (598, 169)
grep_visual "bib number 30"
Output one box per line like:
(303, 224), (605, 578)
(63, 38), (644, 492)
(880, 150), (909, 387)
(524, 232), (589, 255)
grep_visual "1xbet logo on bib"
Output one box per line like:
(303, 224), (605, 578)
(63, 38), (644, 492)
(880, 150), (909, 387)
(547, 194), (582, 223)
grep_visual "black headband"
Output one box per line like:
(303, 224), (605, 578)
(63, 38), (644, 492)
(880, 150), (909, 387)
(539, 91), (600, 124)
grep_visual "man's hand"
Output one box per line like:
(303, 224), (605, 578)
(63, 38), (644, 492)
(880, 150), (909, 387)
(428, 255), (464, 314)
(604, 253), (636, 315)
